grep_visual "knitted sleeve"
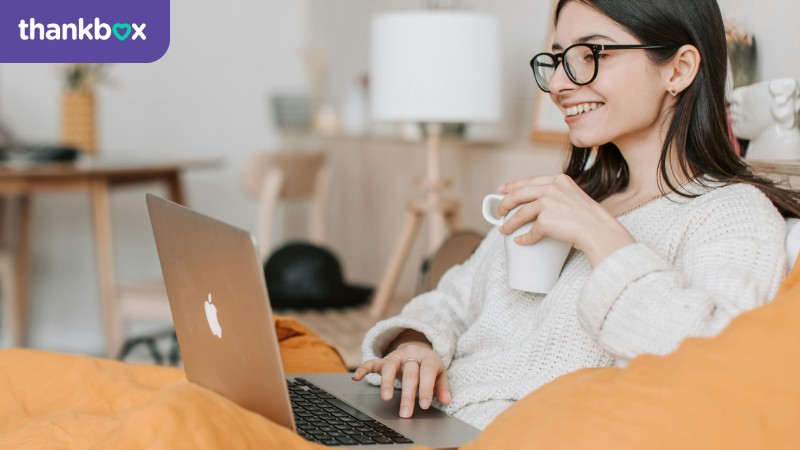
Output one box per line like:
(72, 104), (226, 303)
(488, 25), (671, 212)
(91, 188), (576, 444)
(577, 184), (787, 363)
(360, 229), (500, 368)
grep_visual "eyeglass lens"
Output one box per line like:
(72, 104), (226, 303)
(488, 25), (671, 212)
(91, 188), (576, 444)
(533, 45), (596, 91)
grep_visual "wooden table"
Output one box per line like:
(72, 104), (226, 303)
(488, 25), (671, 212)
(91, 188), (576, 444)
(0, 155), (220, 356)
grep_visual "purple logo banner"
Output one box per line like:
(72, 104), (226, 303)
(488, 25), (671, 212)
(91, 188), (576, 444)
(0, 0), (170, 63)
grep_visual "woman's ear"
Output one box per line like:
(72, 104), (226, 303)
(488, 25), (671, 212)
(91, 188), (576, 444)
(665, 44), (701, 96)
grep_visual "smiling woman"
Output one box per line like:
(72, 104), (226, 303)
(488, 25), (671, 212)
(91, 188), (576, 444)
(355, 0), (800, 431)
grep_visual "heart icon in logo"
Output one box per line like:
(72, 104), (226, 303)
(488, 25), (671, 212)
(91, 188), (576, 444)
(112, 23), (132, 41)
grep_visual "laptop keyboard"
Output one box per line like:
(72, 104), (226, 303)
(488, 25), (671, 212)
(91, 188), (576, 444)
(288, 378), (414, 446)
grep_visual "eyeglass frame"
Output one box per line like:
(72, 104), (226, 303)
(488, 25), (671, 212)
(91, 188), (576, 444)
(530, 43), (673, 93)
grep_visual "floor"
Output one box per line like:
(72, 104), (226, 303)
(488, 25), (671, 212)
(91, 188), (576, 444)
(275, 291), (411, 369)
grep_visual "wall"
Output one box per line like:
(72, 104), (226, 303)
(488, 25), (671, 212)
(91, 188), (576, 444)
(306, 0), (548, 142)
(0, 0), (310, 354)
(308, 0), (800, 143)
(718, 0), (800, 82)
(1, 0), (797, 355)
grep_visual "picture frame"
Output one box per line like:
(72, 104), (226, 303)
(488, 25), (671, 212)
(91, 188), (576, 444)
(529, 1), (570, 146)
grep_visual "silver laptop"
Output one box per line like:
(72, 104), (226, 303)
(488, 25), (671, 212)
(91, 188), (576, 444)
(146, 194), (481, 449)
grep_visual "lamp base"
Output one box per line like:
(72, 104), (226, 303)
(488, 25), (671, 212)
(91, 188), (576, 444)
(368, 123), (461, 319)
(368, 197), (460, 320)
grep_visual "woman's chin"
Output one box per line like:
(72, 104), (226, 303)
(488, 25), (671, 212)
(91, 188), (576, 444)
(568, 134), (601, 148)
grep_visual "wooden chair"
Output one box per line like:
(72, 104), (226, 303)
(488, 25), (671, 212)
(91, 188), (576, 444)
(242, 150), (385, 367)
(240, 151), (328, 260)
(415, 230), (483, 296)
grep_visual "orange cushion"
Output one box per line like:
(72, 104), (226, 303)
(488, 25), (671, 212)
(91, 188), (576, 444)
(0, 316), (346, 449)
(463, 259), (800, 450)
(274, 316), (348, 374)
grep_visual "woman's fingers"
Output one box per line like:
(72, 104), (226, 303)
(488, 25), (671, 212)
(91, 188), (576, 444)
(497, 185), (544, 217)
(500, 200), (543, 237)
(352, 348), (451, 417)
(434, 370), (452, 405)
(498, 174), (563, 194)
(399, 360), (421, 418)
(351, 359), (380, 381)
(380, 355), (402, 401)
(416, 358), (439, 409)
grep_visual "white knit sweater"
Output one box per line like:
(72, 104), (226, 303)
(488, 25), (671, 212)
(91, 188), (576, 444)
(361, 181), (787, 429)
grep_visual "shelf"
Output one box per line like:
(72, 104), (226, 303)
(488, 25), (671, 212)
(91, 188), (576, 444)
(747, 159), (800, 176)
(277, 131), (552, 151)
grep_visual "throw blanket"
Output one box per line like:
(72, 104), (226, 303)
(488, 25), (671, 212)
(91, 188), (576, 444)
(0, 317), (347, 449)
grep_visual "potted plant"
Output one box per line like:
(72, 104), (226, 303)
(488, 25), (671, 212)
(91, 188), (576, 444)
(60, 64), (111, 155)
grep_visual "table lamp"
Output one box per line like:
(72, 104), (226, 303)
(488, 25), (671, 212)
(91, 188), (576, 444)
(368, 10), (501, 318)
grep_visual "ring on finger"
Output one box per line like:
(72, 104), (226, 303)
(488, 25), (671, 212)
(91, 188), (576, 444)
(385, 354), (403, 363)
(403, 358), (419, 367)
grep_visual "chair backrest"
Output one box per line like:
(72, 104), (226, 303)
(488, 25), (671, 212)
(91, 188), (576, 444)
(241, 151), (329, 260)
(416, 230), (484, 294)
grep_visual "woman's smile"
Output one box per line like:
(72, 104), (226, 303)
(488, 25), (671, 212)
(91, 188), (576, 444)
(563, 102), (604, 123)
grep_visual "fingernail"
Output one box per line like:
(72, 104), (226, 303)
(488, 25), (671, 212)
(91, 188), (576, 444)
(382, 389), (391, 400)
(419, 398), (430, 409)
(400, 406), (410, 418)
(514, 236), (523, 243)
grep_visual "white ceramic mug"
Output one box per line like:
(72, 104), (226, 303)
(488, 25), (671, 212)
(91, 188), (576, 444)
(482, 194), (572, 294)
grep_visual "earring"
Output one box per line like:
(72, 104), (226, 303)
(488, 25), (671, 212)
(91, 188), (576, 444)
(669, 88), (678, 97)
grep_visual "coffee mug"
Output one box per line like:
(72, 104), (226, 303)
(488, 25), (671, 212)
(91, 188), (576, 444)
(482, 194), (572, 294)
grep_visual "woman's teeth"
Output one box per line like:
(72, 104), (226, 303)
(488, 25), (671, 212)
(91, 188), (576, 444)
(565, 102), (602, 117)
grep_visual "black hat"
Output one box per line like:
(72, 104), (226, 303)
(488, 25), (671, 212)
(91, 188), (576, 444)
(264, 242), (373, 309)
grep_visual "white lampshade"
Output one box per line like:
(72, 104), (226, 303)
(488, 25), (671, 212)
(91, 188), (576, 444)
(370, 11), (501, 124)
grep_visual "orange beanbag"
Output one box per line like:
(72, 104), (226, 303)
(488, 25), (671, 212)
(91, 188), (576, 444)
(463, 261), (800, 450)
(5, 270), (800, 450)
(0, 316), (346, 449)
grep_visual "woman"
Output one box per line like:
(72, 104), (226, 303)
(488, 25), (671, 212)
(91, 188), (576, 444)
(353, 0), (800, 430)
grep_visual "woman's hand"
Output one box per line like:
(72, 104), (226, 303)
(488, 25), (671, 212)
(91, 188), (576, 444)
(497, 174), (635, 267)
(351, 331), (451, 419)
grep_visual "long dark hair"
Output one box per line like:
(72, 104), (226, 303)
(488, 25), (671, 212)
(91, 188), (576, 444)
(555, 0), (800, 218)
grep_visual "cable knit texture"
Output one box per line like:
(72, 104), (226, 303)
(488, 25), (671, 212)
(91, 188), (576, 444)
(361, 181), (788, 430)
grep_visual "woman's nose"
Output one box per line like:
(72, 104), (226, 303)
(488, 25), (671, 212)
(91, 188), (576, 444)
(548, 61), (576, 94)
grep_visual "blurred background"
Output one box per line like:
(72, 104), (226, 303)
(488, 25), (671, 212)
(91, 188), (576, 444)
(0, 0), (796, 359)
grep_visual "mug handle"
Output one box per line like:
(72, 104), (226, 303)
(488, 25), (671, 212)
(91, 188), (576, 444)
(482, 194), (504, 227)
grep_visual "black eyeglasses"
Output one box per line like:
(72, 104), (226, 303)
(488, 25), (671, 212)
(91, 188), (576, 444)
(530, 43), (672, 93)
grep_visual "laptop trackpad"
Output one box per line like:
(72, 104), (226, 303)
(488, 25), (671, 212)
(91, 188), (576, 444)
(342, 394), (448, 421)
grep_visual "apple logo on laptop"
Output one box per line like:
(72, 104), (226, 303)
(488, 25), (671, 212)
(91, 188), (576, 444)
(204, 293), (222, 338)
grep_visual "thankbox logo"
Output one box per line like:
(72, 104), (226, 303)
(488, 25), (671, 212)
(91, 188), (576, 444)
(19, 18), (147, 41)
(1, 0), (169, 63)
